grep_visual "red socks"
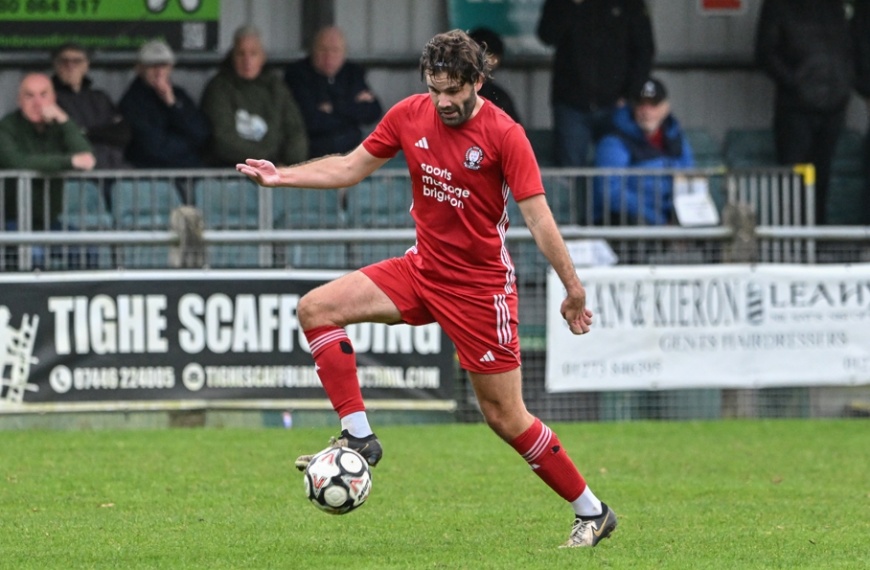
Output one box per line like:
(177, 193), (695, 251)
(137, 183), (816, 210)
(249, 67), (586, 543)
(510, 418), (586, 502)
(304, 325), (364, 417)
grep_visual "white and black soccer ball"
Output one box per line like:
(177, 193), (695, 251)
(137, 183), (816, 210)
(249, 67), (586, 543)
(303, 447), (372, 515)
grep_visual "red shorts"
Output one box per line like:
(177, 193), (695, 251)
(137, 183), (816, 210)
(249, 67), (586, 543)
(361, 255), (521, 374)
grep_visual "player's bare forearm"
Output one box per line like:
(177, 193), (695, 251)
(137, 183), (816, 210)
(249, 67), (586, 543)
(236, 145), (387, 189)
(518, 195), (592, 334)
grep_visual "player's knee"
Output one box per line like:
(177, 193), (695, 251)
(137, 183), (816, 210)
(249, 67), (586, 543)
(297, 292), (323, 329)
(479, 403), (528, 441)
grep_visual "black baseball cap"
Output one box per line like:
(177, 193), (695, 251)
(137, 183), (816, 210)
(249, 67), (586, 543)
(634, 77), (667, 104)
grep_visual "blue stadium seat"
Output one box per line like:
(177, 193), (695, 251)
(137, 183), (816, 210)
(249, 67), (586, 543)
(114, 178), (182, 229)
(273, 187), (343, 229)
(192, 177), (262, 268)
(116, 245), (172, 269)
(345, 177), (413, 229)
(194, 177), (260, 229)
(60, 179), (113, 229)
(112, 178), (181, 268)
(272, 187), (346, 269)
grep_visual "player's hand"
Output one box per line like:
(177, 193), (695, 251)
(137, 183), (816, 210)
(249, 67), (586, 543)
(560, 297), (593, 335)
(236, 158), (281, 187)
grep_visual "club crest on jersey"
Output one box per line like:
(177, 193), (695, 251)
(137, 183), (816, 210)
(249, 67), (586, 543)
(463, 146), (484, 170)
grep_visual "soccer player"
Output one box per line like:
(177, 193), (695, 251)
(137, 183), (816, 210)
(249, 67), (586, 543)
(236, 29), (617, 548)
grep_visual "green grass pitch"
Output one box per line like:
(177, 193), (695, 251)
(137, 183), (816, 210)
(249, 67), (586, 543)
(1, 420), (867, 569)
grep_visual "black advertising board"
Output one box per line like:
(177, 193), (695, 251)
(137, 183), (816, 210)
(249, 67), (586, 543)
(0, 270), (455, 407)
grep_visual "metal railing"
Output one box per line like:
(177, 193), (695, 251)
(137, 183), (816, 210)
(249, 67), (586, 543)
(2, 167), (870, 420)
(3, 165), (868, 270)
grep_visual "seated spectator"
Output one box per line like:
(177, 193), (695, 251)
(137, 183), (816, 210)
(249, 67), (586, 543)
(284, 25), (381, 159)
(201, 25), (308, 166)
(468, 27), (522, 124)
(593, 78), (693, 225)
(52, 42), (131, 169)
(119, 39), (210, 168)
(0, 73), (96, 268)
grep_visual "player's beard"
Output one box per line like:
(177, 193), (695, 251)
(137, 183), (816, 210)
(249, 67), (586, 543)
(437, 92), (477, 127)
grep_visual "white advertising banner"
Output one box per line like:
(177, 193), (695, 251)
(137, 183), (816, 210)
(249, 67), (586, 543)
(546, 264), (870, 392)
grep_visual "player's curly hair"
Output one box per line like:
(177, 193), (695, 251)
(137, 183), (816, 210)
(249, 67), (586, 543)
(419, 29), (492, 86)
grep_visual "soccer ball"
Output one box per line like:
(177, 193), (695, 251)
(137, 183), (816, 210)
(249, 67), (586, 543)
(303, 447), (372, 515)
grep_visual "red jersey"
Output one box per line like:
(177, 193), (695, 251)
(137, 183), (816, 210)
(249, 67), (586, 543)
(362, 94), (545, 293)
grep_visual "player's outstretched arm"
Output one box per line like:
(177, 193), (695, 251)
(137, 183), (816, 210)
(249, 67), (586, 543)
(517, 195), (593, 335)
(236, 144), (389, 189)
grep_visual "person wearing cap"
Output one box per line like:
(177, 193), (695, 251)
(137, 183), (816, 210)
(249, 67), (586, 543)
(537, 0), (655, 167)
(593, 77), (694, 225)
(468, 27), (522, 124)
(119, 38), (210, 168)
(284, 25), (382, 159)
(200, 25), (308, 166)
(51, 42), (131, 170)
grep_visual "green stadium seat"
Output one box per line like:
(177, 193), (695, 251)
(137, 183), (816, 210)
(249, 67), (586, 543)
(684, 128), (724, 167)
(723, 128), (777, 168)
(827, 174), (868, 225)
(833, 129), (863, 176)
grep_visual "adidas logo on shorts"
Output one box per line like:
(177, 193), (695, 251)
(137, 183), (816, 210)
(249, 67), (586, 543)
(479, 350), (495, 363)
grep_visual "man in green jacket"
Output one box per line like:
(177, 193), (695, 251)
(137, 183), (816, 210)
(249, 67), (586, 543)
(0, 72), (96, 269)
(0, 72), (95, 231)
(200, 25), (308, 167)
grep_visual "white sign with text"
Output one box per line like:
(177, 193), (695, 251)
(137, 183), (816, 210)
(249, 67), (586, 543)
(546, 264), (870, 391)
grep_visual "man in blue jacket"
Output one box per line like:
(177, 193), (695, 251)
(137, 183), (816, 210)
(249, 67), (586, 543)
(593, 77), (693, 225)
(284, 26), (382, 159)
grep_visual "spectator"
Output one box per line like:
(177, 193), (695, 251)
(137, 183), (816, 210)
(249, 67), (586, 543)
(536, 0), (655, 166)
(201, 25), (308, 166)
(468, 27), (522, 124)
(755, 0), (853, 225)
(119, 39), (210, 168)
(593, 77), (693, 225)
(284, 26), (381, 159)
(0, 73), (96, 268)
(51, 42), (131, 169)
